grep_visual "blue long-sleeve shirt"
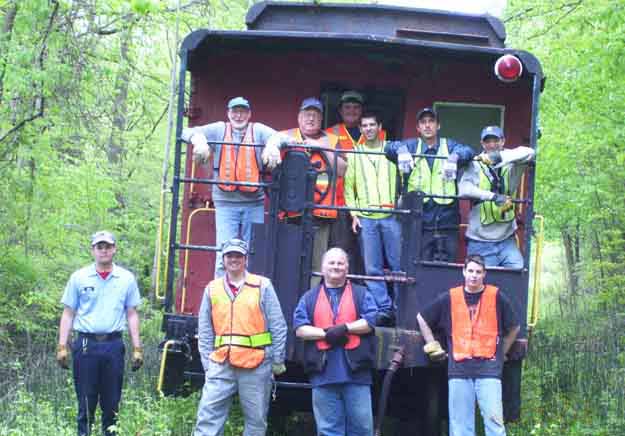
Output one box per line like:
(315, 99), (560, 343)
(385, 137), (475, 228)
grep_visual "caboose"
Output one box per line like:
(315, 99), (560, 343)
(157, 2), (544, 434)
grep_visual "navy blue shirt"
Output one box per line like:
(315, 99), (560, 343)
(385, 137), (475, 229)
(293, 284), (377, 387)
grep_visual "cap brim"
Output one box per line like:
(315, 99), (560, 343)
(223, 248), (247, 255)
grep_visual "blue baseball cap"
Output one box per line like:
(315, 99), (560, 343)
(91, 230), (116, 246)
(227, 97), (250, 109)
(222, 238), (248, 256)
(299, 97), (323, 113)
(416, 107), (438, 121)
(481, 126), (504, 140)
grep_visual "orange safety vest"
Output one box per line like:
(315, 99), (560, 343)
(208, 273), (271, 369)
(450, 285), (499, 362)
(281, 128), (339, 219)
(312, 281), (360, 350)
(326, 124), (387, 206)
(218, 123), (260, 193)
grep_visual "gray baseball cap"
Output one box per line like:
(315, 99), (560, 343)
(222, 238), (248, 256)
(481, 126), (504, 140)
(91, 230), (116, 246)
(227, 97), (250, 109)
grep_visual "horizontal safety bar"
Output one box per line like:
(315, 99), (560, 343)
(178, 177), (271, 188)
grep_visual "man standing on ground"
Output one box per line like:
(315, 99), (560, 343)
(293, 247), (377, 435)
(193, 238), (287, 436)
(56, 230), (143, 436)
(417, 254), (520, 436)
(344, 113), (400, 326)
(182, 97), (280, 277)
(459, 126), (535, 268)
(385, 108), (475, 262)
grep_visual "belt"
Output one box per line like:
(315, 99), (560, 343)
(77, 331), (122, 341)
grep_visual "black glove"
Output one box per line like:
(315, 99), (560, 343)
(324, 324), (349, 347)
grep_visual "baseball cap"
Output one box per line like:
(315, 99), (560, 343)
(227, 97), (250, 109)
(222, 238), (248, 256)
(416, 107), (438, 121)
(481, 126), (504, 140)
(339, 90), (364, 105)
(299, 97), (323, 113)
(91, 230), (116, 246)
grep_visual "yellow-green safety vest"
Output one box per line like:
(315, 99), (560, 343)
(407, 138), (456, 205)
(478, 162), (515, 225)
(350, 142), (396, 218)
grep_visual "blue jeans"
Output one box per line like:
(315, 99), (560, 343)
(72, 336), (125, 436)
(467, 237), (523, 269)
(358, 216), (401, 313)
(214, 202), (264, 277)
(448, 378), (506, 436)
(312, 384), (373, 436)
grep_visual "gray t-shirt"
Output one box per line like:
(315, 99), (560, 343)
(181, 121), (277, 205)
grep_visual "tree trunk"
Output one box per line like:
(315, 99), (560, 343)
(561, 226), (580, 295)
(107, 25), (132, 165)
(0, 1), (18, 101)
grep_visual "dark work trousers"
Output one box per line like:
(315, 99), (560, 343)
(71, 336), (125, 436)
(422, 229), (459, 263)
(329, 210), (365, 274)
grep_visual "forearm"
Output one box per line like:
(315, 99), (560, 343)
(325, 151), (347, 177)
(126, 308), (142, 348)
(58, 307), (75, 345)
(346, 318), (371, 335)
(502, 325), (520, 355)
(417, 313), (436, 343)
(296, 325), (326, 340)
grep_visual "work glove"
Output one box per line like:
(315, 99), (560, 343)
(476, 151), (502, 167)
(396, 145), (415, 174)
(190, 133), (211, 164)
(442, 153), (459, 181)
(272, 362), (287, 376)
(324, 324), (349, 347)
(56, 344), (69, 370)
(131, 346), (144, 371)
(492, 194), (514, 213)
(261, 136), (282, 170)
(423, 340), (447, 362)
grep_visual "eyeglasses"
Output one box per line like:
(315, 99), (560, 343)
(94, 243), (115, 250)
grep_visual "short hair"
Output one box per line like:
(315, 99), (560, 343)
(464, 254), (486, 269)
(360, 112), (380, 125)
(321, 247), (349, 266)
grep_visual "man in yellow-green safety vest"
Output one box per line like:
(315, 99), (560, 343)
(459, 126), (535, 268)
(385, 108), (475, 262)
(344, 112), (400, 326)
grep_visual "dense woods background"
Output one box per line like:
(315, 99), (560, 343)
(0, 0), (623, 434)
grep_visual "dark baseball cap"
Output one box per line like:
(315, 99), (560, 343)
(416, 107), (438, 121)
(227, 97), (250, 109)
(222, 238), (248, 256)
(91, 230), (116, 246)
(481, 126), (504, 140)
(339, 90), (364, 105)
(300, 97), (323, 113)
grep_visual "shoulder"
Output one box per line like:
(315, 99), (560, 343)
(68, 265), (94, 283)
(112, 264), (135, 278)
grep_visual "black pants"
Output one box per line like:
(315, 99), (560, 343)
(422, 229), (459, 263)
(72, 335), (125, 436)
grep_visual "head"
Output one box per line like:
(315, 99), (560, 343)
(359, 112), (382, 143)
(90, 230), (117, 268)
(226, 97), (252, 130)
(298, 97), (324, 137)
(321, 247), (349, 287)
(221, 238), (248, 277)
(462, 254), (487, 292)
(338, 90), (364, 128)
(480, 126), (505, 153)
(416, 108), (440, 143)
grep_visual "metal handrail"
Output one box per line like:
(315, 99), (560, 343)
(528, 214), (545, 332)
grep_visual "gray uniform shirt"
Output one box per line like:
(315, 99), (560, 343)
(181, 121), (277, 205)
(459, 146), (535, 242)
(197, 272), (288, 371)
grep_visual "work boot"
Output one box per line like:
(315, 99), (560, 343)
(376, 311), (396, 327)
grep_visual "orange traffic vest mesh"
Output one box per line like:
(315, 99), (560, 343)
(450, 285), (499, 362)
(208, 273), (267, 368)
(281, 128), (339, 218)
(218, 123), (260, 193)
(312, 281), (360, 350)
(327, 124), (387, 206)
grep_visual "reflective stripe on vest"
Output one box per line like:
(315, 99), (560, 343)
(478, 162), (515, 225)
(407, 138), (456, 205)
(208, 273), (270, 369)
(218, 123), (260, 193)
(281, 128), (339, 219)
(351, 141), (396, 218)
(450, 285), (499, 361)
(312, 281), (360, 350)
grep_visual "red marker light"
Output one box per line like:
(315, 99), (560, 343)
(494, 55), (523, 82)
